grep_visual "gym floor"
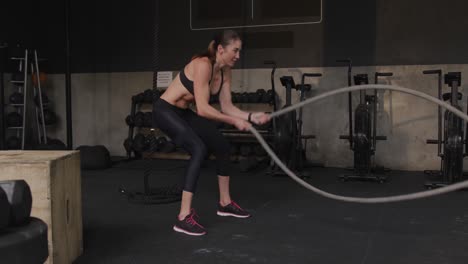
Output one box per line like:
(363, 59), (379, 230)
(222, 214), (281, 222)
(74, 159), (468, 264)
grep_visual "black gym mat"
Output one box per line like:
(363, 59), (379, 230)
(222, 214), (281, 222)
(74, 159), (468, 264)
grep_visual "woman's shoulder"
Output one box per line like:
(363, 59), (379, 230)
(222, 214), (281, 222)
(189, 57), (212, 76)
(191, 56), (211, 67)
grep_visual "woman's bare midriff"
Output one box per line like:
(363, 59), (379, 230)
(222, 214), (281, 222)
(159, 63), (224, 110)
(160, 74), (195, 109)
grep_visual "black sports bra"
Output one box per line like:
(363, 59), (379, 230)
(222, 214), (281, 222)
(179, 63), (224, 97)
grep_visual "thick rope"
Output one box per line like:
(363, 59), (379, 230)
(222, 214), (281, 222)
(249, 84), (468, 203)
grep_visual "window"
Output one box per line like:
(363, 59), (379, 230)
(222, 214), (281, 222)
(190, 0), (322, 30)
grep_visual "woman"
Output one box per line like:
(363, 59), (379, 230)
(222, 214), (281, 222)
(153, 30), (270, 236)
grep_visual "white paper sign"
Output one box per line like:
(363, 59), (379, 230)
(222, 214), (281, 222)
(157, 71), (173, 88)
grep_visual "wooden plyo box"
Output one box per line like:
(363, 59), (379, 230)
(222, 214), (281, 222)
(0, 151), (83, 264)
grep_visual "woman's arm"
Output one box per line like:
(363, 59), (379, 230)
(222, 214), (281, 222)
(218, 70), (250, 120)
(219, 69), (271, 125)
(192, 59), (242, 126)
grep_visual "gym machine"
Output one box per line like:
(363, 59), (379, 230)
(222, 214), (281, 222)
(423, 70), (466, 188)
(269, 73), (322, 177)
(337, 59), (392, 182)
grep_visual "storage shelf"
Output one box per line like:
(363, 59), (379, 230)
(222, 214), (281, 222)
(126, 89), (276, 160)
(10, 57), (47, 61)
(142, 151), (190, 160)
(141, 151), (267, 161)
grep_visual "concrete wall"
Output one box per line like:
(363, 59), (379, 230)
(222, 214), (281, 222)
(39, 64), (468, 171)
(45, 72), (153, 151)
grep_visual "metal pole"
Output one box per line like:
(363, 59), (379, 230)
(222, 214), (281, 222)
(336, 59), (353, 149)
(152, 0), (160, 90)
(34, 50), (47, 144)
(21, 50), (29, 150)
(0, 43), (7, 149)
(65, 0), (73, 149)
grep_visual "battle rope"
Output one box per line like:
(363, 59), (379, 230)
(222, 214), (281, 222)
(249, 84), (468, 203)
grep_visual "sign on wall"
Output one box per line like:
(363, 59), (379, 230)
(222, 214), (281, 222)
(157, 71), (174, 88)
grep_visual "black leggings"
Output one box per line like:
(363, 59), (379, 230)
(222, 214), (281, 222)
(152, 98), (232, 193)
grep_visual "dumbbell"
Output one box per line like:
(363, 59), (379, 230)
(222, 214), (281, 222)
(9, 92), (23, 104)
(0, 188), (10, 229)
(134, 112), (145, 127)
(46, 138), (67, 150)
(6, 112), (22, 127)
(157, 137), (176, 153)
(231, 92), (237, 103)
(146, 133), (159, 152)
(123, 138), (133, 153)
(133, 133), (148, 154)
(143, 112), (153, 128)
(248, 92), (260, 103)
(240, 92), (249, 103)
(156, 136), (167, 150)
(35, 138), (67, 150)
(132, 92), (145, 104)
(153, 89), (161, 101)
(256, 89), (266, 101)
(261, 89), (275, 103)
(125, 115), (134, 126)
(143, 89), (154, 103)
(231, 92), (240, 103)
(0, 180), (33, 226)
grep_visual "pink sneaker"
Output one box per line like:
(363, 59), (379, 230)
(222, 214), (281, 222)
(217, 201), (251, 218)
(173, 209), (206, 236)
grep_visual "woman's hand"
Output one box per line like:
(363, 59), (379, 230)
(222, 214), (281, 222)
(250, 112), (271, 125)
(233, 118), (252, 131)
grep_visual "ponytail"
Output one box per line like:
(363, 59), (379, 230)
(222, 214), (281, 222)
(191, 30), (240, 63)
(192, 40), (217, 63)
